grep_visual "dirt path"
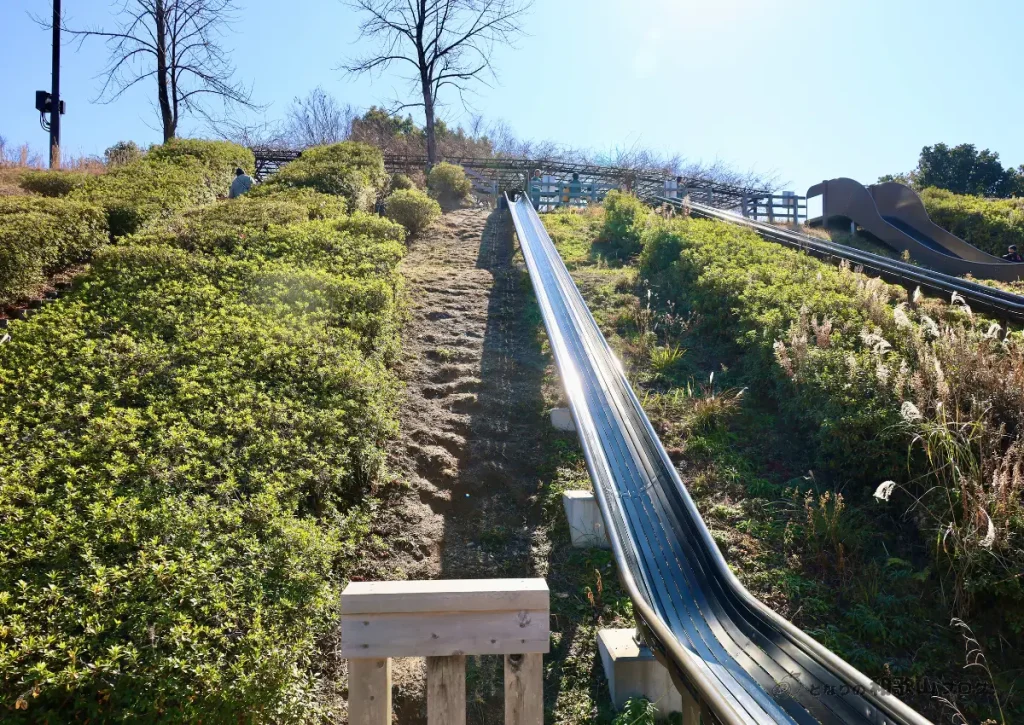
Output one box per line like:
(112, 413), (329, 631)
(371, 207), (550, 722)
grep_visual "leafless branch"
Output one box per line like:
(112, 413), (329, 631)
(344, 0), (533, 163)
(49, 0), (257, 141)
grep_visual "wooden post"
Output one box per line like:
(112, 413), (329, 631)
(428, 655), (466, 725)
(767, 195), (775, 224)
(349, 657), (392, 725)
(505, 653), (543, 725)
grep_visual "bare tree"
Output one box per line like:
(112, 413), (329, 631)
(345, 0), (533, 164)
(283, 87), (356, 148)
(57, 0), (255, 141)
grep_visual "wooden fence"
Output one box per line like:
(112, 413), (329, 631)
(341, 578), (550, 725)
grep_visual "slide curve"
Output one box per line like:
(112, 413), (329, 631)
(807, 178), (1024, 282)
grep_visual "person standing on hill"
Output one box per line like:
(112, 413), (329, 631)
(1002, 245), (1023, 262)
(229, 168), (254, 198)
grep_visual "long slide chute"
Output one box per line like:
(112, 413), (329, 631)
(507, 193), (932, 725)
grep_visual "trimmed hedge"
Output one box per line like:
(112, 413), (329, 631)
(0, 197), (108, 304)
(384, 188), (441, 237)
(426, 162), (471, 202)
(18, 170), (94, 198)
(261, 142), (389, 212)
(129, 189), (350, 255)
(920, 186), (1024, 258)
(0, 179), (404, 719)
(146, 138), (254, 194)
(0, 245), (400, 720)
(71, 140), (253, 238)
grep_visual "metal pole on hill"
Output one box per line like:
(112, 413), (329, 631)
(49, 0), (61, 168)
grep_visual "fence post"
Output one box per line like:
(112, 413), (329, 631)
(505, 653), (544, 725)
(349, 657), (392, 725)
(428, 655), (467, 725)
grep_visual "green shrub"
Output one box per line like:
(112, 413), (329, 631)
(104, 140), (143, 167)
(0, 197), (108, 304)
(390, 172), (416, 191)
(0, 196), (404, 719)
(638, 220), (684, 275)
(384, 188), (441, 237)
(18, 170), (94, 197)
(628, 211), (1024, 618)
(130, 190), (349, 254)
(920, 186), (1024, 257)
(426, 162), (472, 202)
(262, 142), (388, 212)
(146, 137), (254, 193)
(601, 190), (651, 258)
(68, 139), (253, 238)
(71, 157), (212, 237)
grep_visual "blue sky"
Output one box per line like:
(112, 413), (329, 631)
(2, 0), (1023, 205)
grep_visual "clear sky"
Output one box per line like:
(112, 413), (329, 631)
(3, 0), (1023, 204)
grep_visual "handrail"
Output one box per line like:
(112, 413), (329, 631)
(655, 196), (1024, 322)
(507, 193), (933, 724)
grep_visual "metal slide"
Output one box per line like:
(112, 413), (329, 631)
(807, 178), (1024, 282)
(507, 194), (933, 725)
(654, 196), (1024, 324)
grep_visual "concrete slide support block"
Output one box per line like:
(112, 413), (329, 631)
(549, 407), (577, 432)
(561, 490), (610, 549)
(597, 628), (685, 720)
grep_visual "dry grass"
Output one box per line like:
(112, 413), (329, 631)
(777, 280), (1024, 617)
(0, 138), (106, 178)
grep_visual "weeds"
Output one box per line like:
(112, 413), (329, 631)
(650, 344), (685, 376)
(935, 619), (1007, 725)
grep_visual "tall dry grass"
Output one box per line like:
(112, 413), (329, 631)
(0, 138), (106, 196)
(778, 279), (1024, 617)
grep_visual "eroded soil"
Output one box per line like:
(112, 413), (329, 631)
(361, 207), (552, 722)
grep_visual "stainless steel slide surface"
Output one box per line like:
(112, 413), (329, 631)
(807, 178), (1024, 282)
(507, 195), (933, 725)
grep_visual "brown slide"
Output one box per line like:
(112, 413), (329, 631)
(807, 177), (1024, 282)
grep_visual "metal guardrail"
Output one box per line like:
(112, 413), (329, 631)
(249, 147), (771, 209)
(655, 197), (1024, 324)
(507, 193), (932, 725)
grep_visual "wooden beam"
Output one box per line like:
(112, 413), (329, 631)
(342, 608), (549, 658)
(348, 657), (391, 725)
(427, 655), (466, 725)
(504, 653), (543, 725)
(341, 579), (550, 659)
(342, 578), (549, 614)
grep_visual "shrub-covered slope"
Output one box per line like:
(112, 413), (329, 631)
(543, 201), (1024, 720)
(0, 197), (108, 305)
(921, 186), (1024, 257)
(0, 142), (405, 721)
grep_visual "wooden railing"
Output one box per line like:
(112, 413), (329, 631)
(341, 578), (550, 725)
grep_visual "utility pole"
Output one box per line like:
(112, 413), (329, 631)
(50, 0), (61, 168)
